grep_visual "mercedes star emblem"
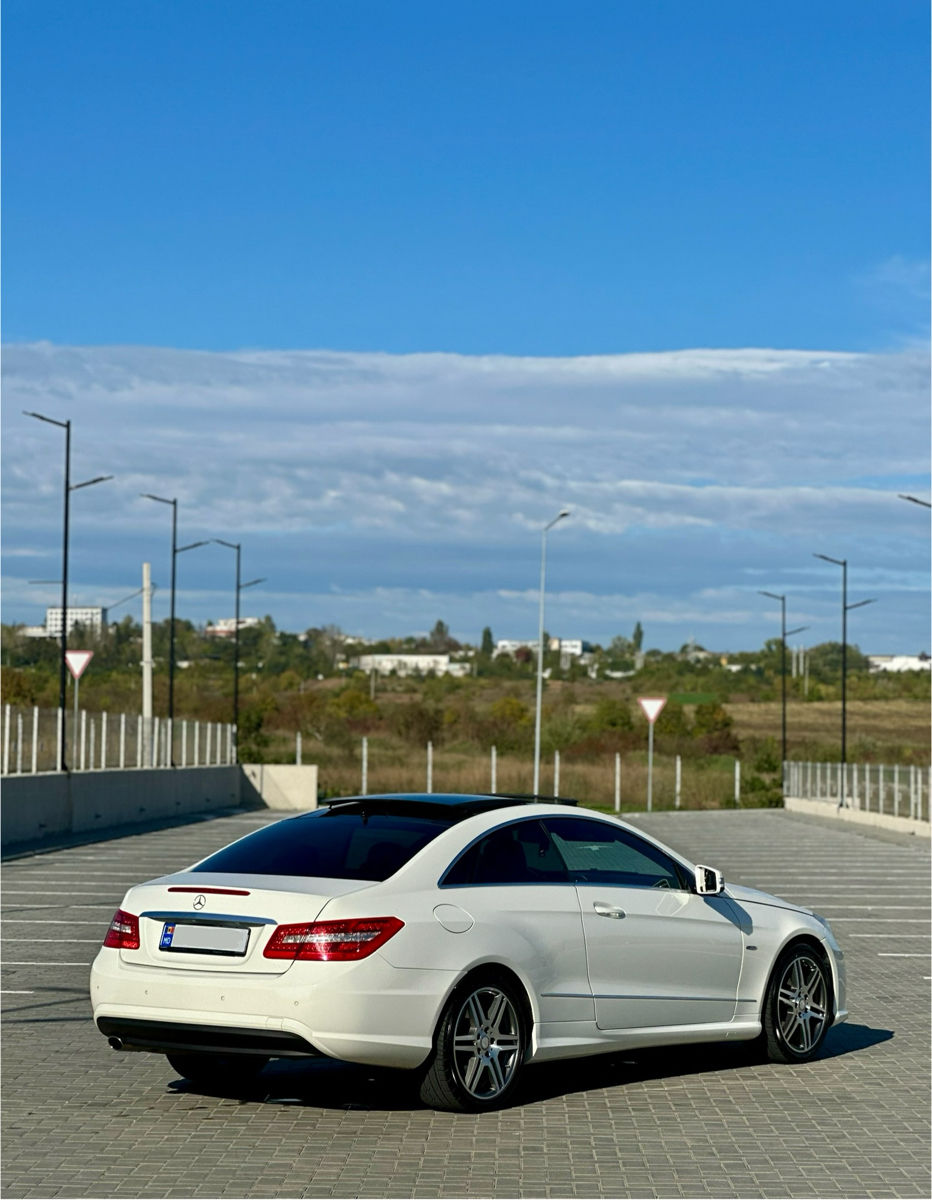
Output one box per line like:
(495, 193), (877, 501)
(193, 894), (207, 910)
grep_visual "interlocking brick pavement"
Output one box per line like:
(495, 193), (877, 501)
(2, 808), (929, 1198)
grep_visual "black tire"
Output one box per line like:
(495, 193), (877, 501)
(419, 974), (528, 1112)
(762, 944), (832, 1064)
(166, 1051), (269, 1087)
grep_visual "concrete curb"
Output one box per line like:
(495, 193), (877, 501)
(784, 794), (931, 837)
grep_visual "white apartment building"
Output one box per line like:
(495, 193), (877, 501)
(206, 617), (261, 638)
(352, 653), (471, 678)
(867, 654), (931, 673)
(493, 637), (590, 658)
(38, 606), (109, 637)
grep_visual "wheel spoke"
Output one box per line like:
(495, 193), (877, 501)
(486, 992), (508, 1036)
(781, 1011), (802, 1045)
(467, 995), (486, 1030)
(488, 1052), (507, 1093)
(462, 1053), (483, 1092)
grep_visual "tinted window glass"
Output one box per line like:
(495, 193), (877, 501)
(544, 817), (686, 889)
(443, 820), (569, 885)
(193, 808), (452, 880)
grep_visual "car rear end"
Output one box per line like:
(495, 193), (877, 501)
(91, 800), (486, 1070)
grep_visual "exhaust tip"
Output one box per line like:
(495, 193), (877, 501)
(108, 1036), (124, 1051)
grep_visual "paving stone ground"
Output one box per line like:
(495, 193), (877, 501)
(1, 808), (929, 1199)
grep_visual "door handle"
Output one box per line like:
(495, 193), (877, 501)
(593, 902), (626, 919)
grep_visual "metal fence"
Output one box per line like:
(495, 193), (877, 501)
(784, 760), (930, 823)
(1, 705), (236, 775)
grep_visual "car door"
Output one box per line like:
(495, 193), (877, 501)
(440, 818), (593, 1026)
(543, 816), (744, 1031)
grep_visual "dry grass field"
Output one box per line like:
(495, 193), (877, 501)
(726, 698), (930, 761)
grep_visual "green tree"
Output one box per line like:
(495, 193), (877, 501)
(632, 621), (644, 651)
(480, 626), (494, 657)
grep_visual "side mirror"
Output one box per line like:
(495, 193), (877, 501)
(695, 864), (724, 895)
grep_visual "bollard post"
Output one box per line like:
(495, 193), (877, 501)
(136, 715), (142, 768)
(361, 736), (368, 795)
(734, 759), (741, 807)
(80, 710), (87, 771)
(120, 713), (126, 770)
(31, 707), (39, 775)
(427, 741), (433, 794)
(101, 713), (108, 770)
(553, 749), (560, 798)
(16, 712), (24, 774)
(675, 755), (681, 810)
(893, 764), (900, 817)
(614, 753), (621, 814)
(296, 731), (302, 766)
(153, 717), (161, 768)
(56, 708), (64, 774)
(490, 745), (497, 794)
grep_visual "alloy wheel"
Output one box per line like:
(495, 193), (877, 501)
(775, 951), (828, 1056)
(451, 985), (522, 1100)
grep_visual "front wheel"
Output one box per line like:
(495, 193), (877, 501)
(166, 1051), (269, 1087)
(762, 945), (831, 1063)
(419, 975), (527, 1112)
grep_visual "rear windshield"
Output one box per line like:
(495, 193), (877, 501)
(191, 806), (454, 881)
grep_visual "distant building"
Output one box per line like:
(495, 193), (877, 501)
(352, 653), (471, 678)
(206, 617), (261, 638)
(494, 637), (591, 659)
(867, 654), (931, 673)
(24, 606), (109, 638)
(494, 639), (539, 658)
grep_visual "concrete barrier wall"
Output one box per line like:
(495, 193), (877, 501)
(1, 763), (322, 856)
(785, 795), (931, 837)
(1, 766), (243, 856)
(240, 764), (318, 811)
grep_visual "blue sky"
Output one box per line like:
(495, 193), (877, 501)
(1, 2), (929, 652)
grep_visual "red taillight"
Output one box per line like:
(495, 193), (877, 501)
(263, 917), (404, 962)
(103, 908), (140, 950)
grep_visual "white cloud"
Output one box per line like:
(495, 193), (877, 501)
(2, 341), (928, 652)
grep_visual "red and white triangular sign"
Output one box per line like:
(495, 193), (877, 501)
(637, 696), (667, 724)
(65, 650), (94, 680)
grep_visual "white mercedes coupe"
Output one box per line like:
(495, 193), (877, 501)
(91, 794), (847, 1111)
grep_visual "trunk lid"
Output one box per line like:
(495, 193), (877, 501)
(119, 871), (375, 974)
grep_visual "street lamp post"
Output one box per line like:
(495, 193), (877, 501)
(214, 539), (265, 757)
(533, 509), (570, 796)
(142, 494), (209, 765)
(24, 411), (112, 771)
(758, 591), (808, 774)
(813, 555), (876, 767)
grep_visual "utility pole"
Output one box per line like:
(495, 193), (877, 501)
(142, 562), (153, 767)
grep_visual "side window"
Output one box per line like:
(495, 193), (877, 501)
(544, 817), (687, 890)
(442, 820), (569, 886)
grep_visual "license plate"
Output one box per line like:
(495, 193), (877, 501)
(159, 921), (249, 956)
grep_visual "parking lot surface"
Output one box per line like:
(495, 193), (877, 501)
(2, 807), (929, 1199)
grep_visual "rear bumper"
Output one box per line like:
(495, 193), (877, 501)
(91, 947), (456, 1070)
(96, 1015), (320, 1058)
